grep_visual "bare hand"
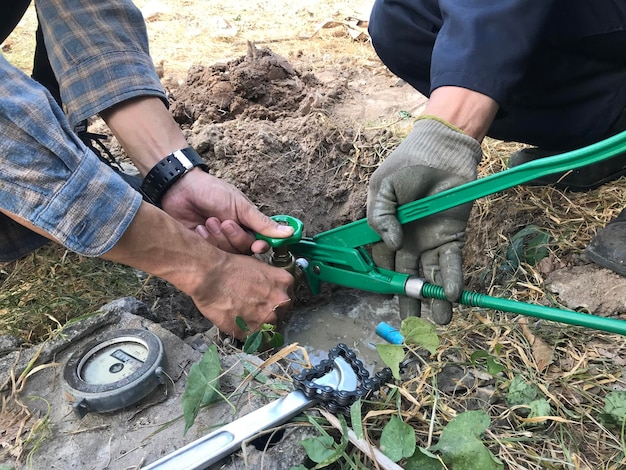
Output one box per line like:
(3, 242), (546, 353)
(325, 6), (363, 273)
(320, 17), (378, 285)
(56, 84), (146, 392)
(161, 169), (293, 254)
(190, 251), (295, 340)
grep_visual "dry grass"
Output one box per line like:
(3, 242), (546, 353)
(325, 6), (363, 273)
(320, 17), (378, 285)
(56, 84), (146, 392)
(376, 309), (626, 469)
(340, 135), (626, 469)
(0, 245), (144, 343)
(467, 138), (626, 303)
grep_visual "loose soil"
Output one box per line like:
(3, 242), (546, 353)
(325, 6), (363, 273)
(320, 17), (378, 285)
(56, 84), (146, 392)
(148, 43), (421, 332)
(172, 42), (390, 236)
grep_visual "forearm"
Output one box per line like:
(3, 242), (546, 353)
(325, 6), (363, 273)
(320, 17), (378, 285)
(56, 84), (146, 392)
(422, 86), (499, 142)
(0, 54), (143, 257)
(100, 96), (189, 176)
(100, 202), (223, 296)
(1, 202), (222, 300)
(103, 203), (295, 339)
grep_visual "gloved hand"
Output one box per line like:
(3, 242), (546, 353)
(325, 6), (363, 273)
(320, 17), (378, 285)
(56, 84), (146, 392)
(367, 117), (483, 324)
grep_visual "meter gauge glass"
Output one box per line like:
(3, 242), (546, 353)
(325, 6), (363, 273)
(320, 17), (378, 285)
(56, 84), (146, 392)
(80, 340), (149, 384)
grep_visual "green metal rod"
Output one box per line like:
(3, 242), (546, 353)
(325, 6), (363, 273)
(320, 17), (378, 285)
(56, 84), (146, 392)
(421, 283), (626, 335)
(316, 130), (626, 248)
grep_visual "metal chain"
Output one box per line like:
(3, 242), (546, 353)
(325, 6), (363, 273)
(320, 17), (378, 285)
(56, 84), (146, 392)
(293, 343), (393, 415)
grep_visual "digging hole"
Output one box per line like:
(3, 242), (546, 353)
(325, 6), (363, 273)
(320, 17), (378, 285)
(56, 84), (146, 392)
(250, 428), (285, 451)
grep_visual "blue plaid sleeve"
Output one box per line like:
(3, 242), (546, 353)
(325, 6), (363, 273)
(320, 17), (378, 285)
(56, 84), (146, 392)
(37, 0), (167, 128)
(0, 55), (142, 256)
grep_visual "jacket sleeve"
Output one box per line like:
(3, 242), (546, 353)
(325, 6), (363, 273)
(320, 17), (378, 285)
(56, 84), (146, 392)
(36, 0), (167, 128)
(432, 0), (557, 103)
(0, 55), (142, 257)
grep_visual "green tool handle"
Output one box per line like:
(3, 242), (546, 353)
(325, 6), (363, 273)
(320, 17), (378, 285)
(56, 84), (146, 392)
(316, 130), (626, 248)
(421, 283), (626, 335)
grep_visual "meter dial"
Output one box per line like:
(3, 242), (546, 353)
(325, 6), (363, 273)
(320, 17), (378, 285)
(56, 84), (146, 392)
(80, 340), (149, 384)
(63, 329), (165, 416)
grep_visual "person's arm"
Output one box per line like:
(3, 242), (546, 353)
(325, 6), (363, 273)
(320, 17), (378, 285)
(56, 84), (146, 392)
(422, 87), (499, 142)
(1, 202), (294, 339)
(35, 0), (291, 255)
(94, 202), (295, 339)
(367, 1), (557, 323)
(99, 96), (188, 175)
(0, 55), (143, 257)
(433, 1), (557, 105)
(99, 96), (293, 255)
(0, 58), (293, 338)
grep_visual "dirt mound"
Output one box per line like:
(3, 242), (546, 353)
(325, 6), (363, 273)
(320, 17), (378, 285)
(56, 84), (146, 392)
(168, 43), (388, 235)
(170, 43), (319, 124)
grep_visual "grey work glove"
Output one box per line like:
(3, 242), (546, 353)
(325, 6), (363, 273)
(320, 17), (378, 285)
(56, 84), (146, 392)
(367, 118), (483, 324)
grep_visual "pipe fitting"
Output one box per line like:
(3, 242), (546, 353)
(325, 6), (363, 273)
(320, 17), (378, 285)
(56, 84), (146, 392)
(404, 277), (425, 299)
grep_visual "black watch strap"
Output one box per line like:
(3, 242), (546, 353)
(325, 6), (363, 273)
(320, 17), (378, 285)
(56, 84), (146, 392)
(140, 147), (209, 206)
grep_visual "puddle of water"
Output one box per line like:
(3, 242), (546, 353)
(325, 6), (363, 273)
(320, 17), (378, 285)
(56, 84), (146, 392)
(283, 289), (401, 373)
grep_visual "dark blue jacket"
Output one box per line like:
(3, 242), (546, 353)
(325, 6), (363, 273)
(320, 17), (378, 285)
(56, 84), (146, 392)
(370, 0), (626, 148)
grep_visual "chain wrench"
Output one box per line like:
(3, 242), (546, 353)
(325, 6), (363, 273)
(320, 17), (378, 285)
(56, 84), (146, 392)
(143, 345), (383, 469)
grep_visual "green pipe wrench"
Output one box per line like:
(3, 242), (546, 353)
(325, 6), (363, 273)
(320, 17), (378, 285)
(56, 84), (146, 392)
(258, 130), (626, 335)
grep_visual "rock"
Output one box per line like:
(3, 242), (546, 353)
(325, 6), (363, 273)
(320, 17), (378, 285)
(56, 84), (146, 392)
(545, 264), (626, 315)
(0, 336), (23, 358)
(0, 307), (120, 392)
(15, 309), (207, 469)
(3, 299), (313, 470)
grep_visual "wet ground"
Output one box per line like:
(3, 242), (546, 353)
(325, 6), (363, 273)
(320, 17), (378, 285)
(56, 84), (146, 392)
(283, 289), (399, 371)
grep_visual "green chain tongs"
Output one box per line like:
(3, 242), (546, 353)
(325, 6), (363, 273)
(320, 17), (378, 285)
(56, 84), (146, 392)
(258, 130), (626, 335)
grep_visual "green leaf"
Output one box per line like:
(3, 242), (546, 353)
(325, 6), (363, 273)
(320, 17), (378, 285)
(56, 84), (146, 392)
(314, 414), (350, 467)
(266, 331), (284, 349)
(380, 415), (416, 462)
(350, 399), (364, 440)
(376, 344), (405, 380)
(243, 331), (263, 353)
(506, 375), (540, 407)
(504, 226), (550, 270)
(605, 391), (626, 420)
(470, 350), (505, 376)
(524, 231), (550, 265)
(182, 344), (222, 434)
(405, 447), (445, 470)
(430, 410), (503, 470)
(529, 398), (552, 418)
(235, 316), (250, 332)
(301, 435), (337, 463)
(301, 414), (349, 468)
(241, 360), (268, 384)
(400, 317), (439, 354)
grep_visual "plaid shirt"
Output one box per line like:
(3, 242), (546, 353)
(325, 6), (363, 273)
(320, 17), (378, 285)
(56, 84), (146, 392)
(0, 0), (167, 260)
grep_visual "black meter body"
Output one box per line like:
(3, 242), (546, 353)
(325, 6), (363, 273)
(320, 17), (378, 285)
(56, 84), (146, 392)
(63, 329), (165, 417)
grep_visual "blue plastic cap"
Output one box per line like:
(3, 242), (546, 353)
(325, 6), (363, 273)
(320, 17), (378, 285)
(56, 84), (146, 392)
(375, 322), (404, 345)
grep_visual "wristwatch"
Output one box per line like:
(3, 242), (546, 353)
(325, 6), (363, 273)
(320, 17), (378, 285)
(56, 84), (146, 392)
(140, 147), (209, 206)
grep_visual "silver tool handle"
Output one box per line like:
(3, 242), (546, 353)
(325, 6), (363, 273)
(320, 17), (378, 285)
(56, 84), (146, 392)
(143, 390), (313, 470)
